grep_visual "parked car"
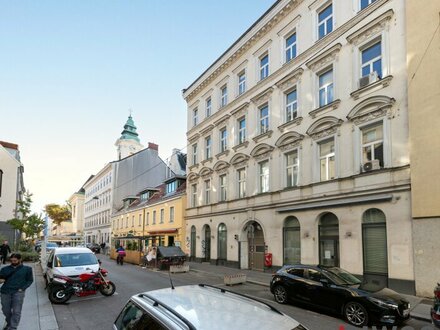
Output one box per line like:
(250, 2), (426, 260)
(86, 243), (101, 253)
(270, 264), (410, 327)
(432, 282), (440, 328)
(156, 246), (186, 270)
(44, 247), (100, 284)
(114, 284), (308, 330)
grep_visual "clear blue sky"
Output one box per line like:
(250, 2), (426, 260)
(0, 0), (274, 213)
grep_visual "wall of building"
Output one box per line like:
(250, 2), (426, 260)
(0, 147), (19, 224)
(407, 0), (440, 296)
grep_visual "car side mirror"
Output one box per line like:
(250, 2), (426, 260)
(47, 261), (52, 268)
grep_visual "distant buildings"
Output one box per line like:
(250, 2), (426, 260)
(0, 141), (25, 244)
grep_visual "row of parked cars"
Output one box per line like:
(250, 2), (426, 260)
(41, 245), (438, 329)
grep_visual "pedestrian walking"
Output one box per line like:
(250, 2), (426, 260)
(0, 241), (11, 265)
(0, 253), (33, 330)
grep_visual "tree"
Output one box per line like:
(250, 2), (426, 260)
(44, 203), (71, 227)
(7, 191), (45, 241)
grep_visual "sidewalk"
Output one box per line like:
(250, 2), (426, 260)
(186, 261), (433, 322)
(0, 262), (58, 330)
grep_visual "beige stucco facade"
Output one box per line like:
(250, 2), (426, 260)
(407, 0), (440, 296)
(183, 0), (415, 294)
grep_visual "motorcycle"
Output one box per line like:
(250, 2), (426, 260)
(116, 251), (125, 265)
(48, 266), (116, 304)
(432, 282), (440, 328)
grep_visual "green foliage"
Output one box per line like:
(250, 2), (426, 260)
(19, 251), (40, 262)
(132, 241), (138, 251)
(44, 203), (71, 225)
(17, 241), (33, 252)
(127, 240), (133, 251)
(7, 191), (45, 241)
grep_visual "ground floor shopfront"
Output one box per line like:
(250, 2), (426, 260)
(186, 190), (415, 294)
(85, 226), (111, 245)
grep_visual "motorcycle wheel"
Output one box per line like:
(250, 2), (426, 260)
(48, 285), (72, 304)
(99, 281), (116, 296)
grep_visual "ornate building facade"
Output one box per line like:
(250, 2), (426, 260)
(183, 0), (414, 294)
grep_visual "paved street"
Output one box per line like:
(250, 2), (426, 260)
(52, 257), (434, 330)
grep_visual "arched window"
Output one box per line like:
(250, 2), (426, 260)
(362, 208), (387, 275)
(319, 213), (339, 267)
(190, 226), (196, 258)
(218, 223), (227, 260)
(283, 217), (300, 264)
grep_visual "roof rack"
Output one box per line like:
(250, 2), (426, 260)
(198, 283), (283, 315)
(138, 293), (196, 330)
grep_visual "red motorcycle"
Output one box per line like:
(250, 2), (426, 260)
(48, 267), (116, 304)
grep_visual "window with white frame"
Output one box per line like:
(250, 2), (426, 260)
(361, 122), (384, 167)
(152, 210), (156, 225)
(259, 160), (270, 193)
(204, 179), (211, 204)
(237, 168), (246, 198)
(160, 209), (164, 223)
(192, 143), (197, 165)
(360, 0), (377, 10)
(260, 53), (269, 80)
(361, 41), (382, 79)
(318, 4), (333, 39)
(286, 150), (299, 187)
(205, 136), (212, 159)
(285, 33), (297, 62)
(206, 97), (212, 117)
(221, 85), (228, 107)
(318, 68), (334, 107)
(319, 138), (335, 181)
(191, 184), (197, 207)
(193, 108), (198, 126)
(219, 174), (227, 201)
(220, 128), (227, 152)
(285, 89), (298, 122)
(169, 206), (174, 223)
(238, 71), (246, 95)
(259, 104), (269, 134)
(238, 117), (246, 144)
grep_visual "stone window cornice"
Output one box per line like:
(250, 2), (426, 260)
(346, 9), (394, 46)
(251, 87), (274, 106)
(275, 68), (304, 92)
(231, 102), (249, 118)
(306, 43), (342, 72)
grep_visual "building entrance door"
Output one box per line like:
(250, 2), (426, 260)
(247, 222), (264, 271)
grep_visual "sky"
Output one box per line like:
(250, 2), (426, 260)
(0, 0), (275, 213)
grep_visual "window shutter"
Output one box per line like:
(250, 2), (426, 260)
(363, 225), (387, 274)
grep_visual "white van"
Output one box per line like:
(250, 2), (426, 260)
(45, 247), (100, 283)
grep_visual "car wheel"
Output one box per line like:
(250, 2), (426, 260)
(344, 301), (368, 327)
(273, 285), (288, 304)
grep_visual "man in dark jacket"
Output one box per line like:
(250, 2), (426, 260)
(0, 253), (33, 330)
(0, 241), (11, 264)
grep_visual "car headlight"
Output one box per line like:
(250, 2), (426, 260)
(368, 297), (399, 309)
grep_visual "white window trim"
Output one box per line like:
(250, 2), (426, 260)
(192, 144), (197, 165)
(191, 184), (197, 207)
(353, 118), (390, 173)
(284, 87), (298, 123)
(205, 136), (212, 159)
(258, 160), (270, 193)
(259, 52), (270, 81)
(309, 0), (335, 42)
(259, 103), (270, 134)
(220, 85), (228, 108)
(220, 127), (227, 152)
(253, 40), (272, 84)
(237, 168), (246, 198)
(204, 180), (211, 204)
(219, 174), (227, 201)
(277, 14), (301, 66)
(206, 97), (212, 118)
(313, 135), (339, 182)
(285, 149), (300, 187)
(193, 108), (198, 127)
(317, 67), (334, 108)
(237, 116), (247, 145)
(285, 32), (298, 63)
(238, 70), (246, 96)
(360, 40), (382, 77)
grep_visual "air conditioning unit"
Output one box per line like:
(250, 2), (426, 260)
(363, 159), (381, 172)
(359, 71), (379, 89)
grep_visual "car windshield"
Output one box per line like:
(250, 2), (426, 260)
(54, 253), (98, 267)
(323, 267), (362, 285)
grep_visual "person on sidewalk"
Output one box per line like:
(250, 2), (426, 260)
(0, 253), (33, 330)
(0, 242), (11, 265)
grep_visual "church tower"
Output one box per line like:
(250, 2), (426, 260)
(115, 115), (144, 160)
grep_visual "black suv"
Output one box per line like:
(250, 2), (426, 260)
(270, 264), (410, 327)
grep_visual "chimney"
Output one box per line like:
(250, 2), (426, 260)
(148, 142), (158, 151)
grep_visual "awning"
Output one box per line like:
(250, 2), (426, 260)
(276, 194), (393, 213)
(147, 229), (178, 235)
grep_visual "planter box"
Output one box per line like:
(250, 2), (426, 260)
(224, 274), (247, 286)
(169, 264), (190, 273)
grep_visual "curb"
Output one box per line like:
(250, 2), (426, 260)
(410, 312), (432, 323)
